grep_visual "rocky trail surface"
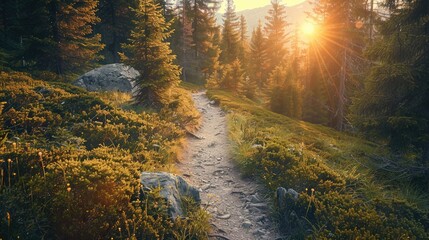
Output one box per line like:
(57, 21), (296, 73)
(178, 92), (281, 240)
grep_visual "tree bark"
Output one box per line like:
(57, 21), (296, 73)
(49, 0), (63, 76)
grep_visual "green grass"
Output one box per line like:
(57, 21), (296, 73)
(208, 89), (429, 239)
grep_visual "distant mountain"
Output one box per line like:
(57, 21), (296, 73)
(216, 1), (312, 34)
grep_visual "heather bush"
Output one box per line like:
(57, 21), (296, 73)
(0, 72), (207, 239)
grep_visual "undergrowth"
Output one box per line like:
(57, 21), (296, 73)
(0, 71), (206, 239)
(208, 89), (429, 239)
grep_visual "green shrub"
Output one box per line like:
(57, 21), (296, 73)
(0, 71), (208, 239)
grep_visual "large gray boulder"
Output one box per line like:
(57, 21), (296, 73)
(140, 172), (200, 219)
(74, 63), (139, 92)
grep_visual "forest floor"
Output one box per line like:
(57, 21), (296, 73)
(178, 92), (281, 240)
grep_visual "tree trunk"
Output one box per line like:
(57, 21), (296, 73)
(49, 0), (63, 76)
(335, 48), (346, 131)
(109, 0), (120, 63)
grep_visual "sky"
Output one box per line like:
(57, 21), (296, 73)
(219, 0), (307, 13)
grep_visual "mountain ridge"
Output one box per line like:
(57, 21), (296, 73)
(216, 1), (312, 33)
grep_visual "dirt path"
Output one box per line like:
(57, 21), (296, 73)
(178, 92), (281, 240)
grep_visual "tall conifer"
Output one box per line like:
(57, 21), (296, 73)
(249, 20), (268, 90)
(351, 0), (429, 163)
(48, 0), (104, 77)
(264, 0), (289, 72)
(220, 0), (240, 64)
(122, 0), (180, 106)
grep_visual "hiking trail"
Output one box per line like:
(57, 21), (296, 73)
(179, 91), (281, 240)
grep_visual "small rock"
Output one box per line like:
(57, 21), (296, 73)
(183, 173), (191, 178)
(216, 214), (231, 219)
(255, 215), (266, 222)
(242, 220), (252, 228)
(213, 170), (227, 176)
(276, 187), (299, 208)
(248, 203), (269, 210)
(231, 190), (245, 195)
(247, 207), (261, 213)
(202, 184), (211, 190)
(250, 194), (262, 203)
(287, 188), (299, 200)
(251, 144), (264, 149)
(253, 229), (265, 236)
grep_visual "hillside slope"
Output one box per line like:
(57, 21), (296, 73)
(208, 90), (429, 239)
(0, 72), (207, 239)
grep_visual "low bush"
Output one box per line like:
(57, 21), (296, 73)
(0, 71), (208, 239)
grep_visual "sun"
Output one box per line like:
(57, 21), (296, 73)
(302, 22), (316, 36)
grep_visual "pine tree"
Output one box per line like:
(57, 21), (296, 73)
(237, 15), (249, 65)
(48, 0), (104, 77)
(311, 0), (367, 129)
(172, 0), (220, 83)
(302, 43), (329, 124)
(220, 0), (240, 64)
(195, 7), (220, 79)
(204, 27), (222, 89)
(0, 0), (52, 70)
(0, 0), (103, 76)
(264, 0), (289, 72)
(248, 20), (268, 91)
(96, 0), (139, 63)
(122, 0), (181, 106)
(172, 0), (195, 81)
(350, 0), (429, 163)
(220, 58), (244, 91)
(268, 64), (303, 118)
(238, 75), (257, 100)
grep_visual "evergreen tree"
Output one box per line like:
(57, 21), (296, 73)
(0, 0), (103, 77)
(205, 27), (222, 89)
(311, 0), (367, 129)
(96, 0), (139, 63)
(302, 43), (329, 124)
(122, 0), (181, 106)
(172, 0), (195, 81)
(238, 75), (257, 100)
(47, 0), (104, 77)
(237, 14), (249, 65)
(249, 20), (268, 90)
(350, 0), (429, 163)
(220, 58), (244, 91)
(0, 0), (52, 70)
(188, 0), (220, 83)
(264, 0), (289, 72)
(172, 0), (220, 83)
(268, 64), (303, 118)
(220, 0), (240, 64)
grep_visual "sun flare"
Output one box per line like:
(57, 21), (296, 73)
(302, 22), (316, 36)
